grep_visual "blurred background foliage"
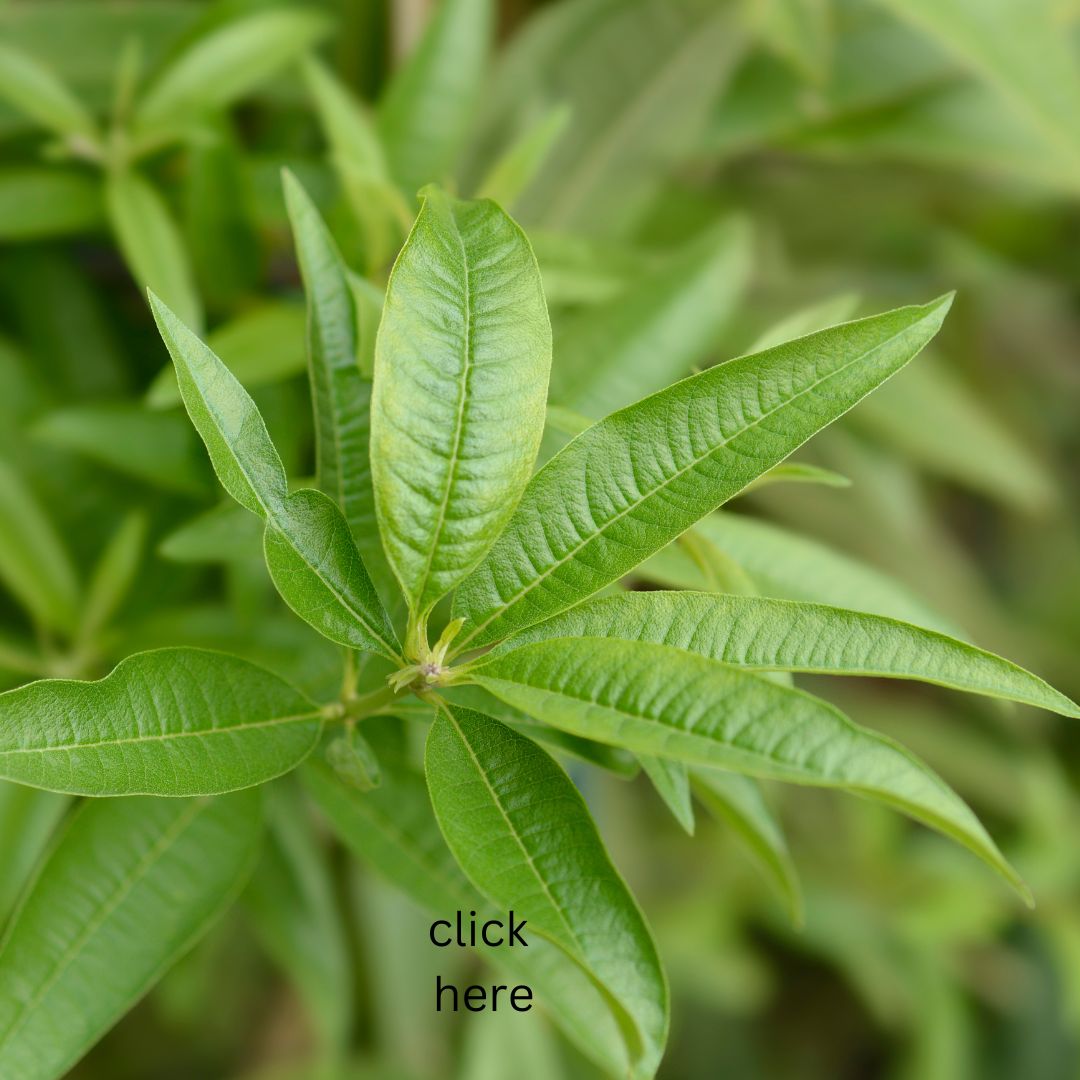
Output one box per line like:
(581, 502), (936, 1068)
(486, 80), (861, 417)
(0, 0), (1078, 1077)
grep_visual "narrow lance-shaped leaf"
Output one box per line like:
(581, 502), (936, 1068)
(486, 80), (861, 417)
(0, 648), (323, 797)
(371, 188), (551, 619)
(472, 636), (1028, 900)
(454, 295), (953, 649)
(691, 769), (803, 926)
(0, 168), (103, 242)
(80, 511), (146, 642)
(133, 8), (332, 136)
(284, 171), (377, 541)
(150, 294), (399, 660)
(0, 790), (262, 1080)
(0, 42), (99, 140)
(107, 169), (203, 331)
(378, 0), (494, 190)
(639, 755), (695, 834)
(0, 461), (80, 635)
(476, 103), (572, 208)
(494, 592), (1080, 718)
(302, 736), (637, 1077)
(425, 707), (669, 1078)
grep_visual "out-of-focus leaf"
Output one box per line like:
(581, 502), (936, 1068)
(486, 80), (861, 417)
(0, 41), (98, 139)
(454, 297), (952, 649)
(639, 755), (696, 835)
(484, 0), (745, 234)
(302, 737), (634, 1078)
(0, 790), (261, 1080)
(853, 358), (1058, 514)
(550, 217), (752, 418)
(879, 0), (1080, 167)
(495, 591), (1080, 717)
(427, 705), (668, 1079)
(744, 462), (852, 492)
(0, 648), (323, 796)
(159, 504), (262, 565)
(752, 0), (832, 84)
(747, 292), (860, 353)
(32, 402), (210, 495)
(244, 782), (351, 1052)
(133, 8), (332, 136)
(473, 636), (1028, 899)
(692, 769), (802, 925)
(0, 460), (80, 634)
(378, 0), (494, 191)
(0, 168), (103, 242)
(303, 56), (408, 271)
(371, 188), (551, 619)
(326, 726), (381, 791)
(106, 168), (202, 330)
(530, 230), (652, 306)
(637, 511), (957, 633)
(80, 512), (146, 642)
(147, 303), (307, 409)
(0, 783), (68, 926)
(476, 103), (572, 208)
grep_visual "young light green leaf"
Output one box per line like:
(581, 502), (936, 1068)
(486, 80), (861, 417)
(639, 755), (695, 835)
(0, 41), (99, 139)
(32, 402), (211, 495)
(476, 103), (572, 208)
(0, 168), (103, 242)
(80, 512), (146, 642)
(0, 790), (261, 1080)
(302, 742), (635, 1077)
(263, 488), (400, 660)
(283, 170), (377, 538)
(493, 591), (1080, 718)
(691, 769), (803, 925)
(371, 188), (551, 618)
(133, 8), (332, 135)
(0, 648), (323, 796)
(377, 0), (494, 190)
(243, 782), (351, 1052)
(107, 169), (203, 330)
(637, 511), (958, 634)
(455, 296), (953, 649)
(473, 636), (1028, 900)
(743, 461), (852, 493)
(0, 460), (80, 635)
(426, 705), (668, 1079)
(147, 303), (307, 409)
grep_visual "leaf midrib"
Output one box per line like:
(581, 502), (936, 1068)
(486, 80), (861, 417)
(460, 315), (929, 647)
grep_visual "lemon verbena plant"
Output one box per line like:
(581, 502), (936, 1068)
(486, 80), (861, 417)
(0, 174), (1077, 1080)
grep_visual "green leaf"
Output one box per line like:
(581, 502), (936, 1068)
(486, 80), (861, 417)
(147, 303), (307, 410)
(32, 402), (211, 495)
(302, 738), (636, 1077)
(743, 461), (852, 493)
(494, 591), (1080, 717)
(0, 783), (68, 927)
(747, 292), (861, 353)
(691, 769), (802, 925)
(159, 503), (262, 565)
(283, 171), (377, 540)
(107, 169), (202, 331)
(879, 0), (1080, 168)
(472, 636), (1028, 899)
(550, 217), (752, 419)
(133, 8), (332, 135)
(0, 460), (80, 635)
(371, 188), (551, 618)
(476, 103), (572, 208)
(244, 782), (351, 1052)
(426, 705), (668, 1078)
(0, 41), (98, 139)
(637, 511), (958, 634)
(377, 0), (494, 190)
(639, 755), (695, 835)
(0, 790), (261, 1080)
(326, 726), (381, 791)
(454, 295), (953, 649)
(0, 648), (323, 796)
(752, 0), (832, 84)
(151, 295), (399, 660)
(80, 511), (146, 642)
(0, 168), (103, 242)
(263, 488), (400, 659)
